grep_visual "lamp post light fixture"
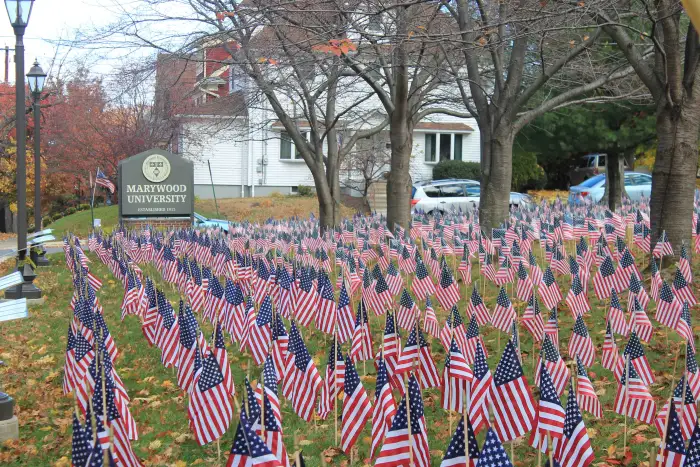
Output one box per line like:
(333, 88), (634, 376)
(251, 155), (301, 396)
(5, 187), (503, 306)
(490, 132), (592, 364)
(4, 0), (41, 300)
(27, 59), (48, 267)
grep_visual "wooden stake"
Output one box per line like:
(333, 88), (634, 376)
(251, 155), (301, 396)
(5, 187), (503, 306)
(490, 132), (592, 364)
(622, 353), (630, 452)
(404, 373), (414, 467)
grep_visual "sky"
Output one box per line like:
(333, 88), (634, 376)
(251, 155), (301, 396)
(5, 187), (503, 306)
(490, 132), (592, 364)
(0, 0), (138, 83)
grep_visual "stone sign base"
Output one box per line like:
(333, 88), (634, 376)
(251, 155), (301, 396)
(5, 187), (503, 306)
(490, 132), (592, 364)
(122, 217), (192, 231)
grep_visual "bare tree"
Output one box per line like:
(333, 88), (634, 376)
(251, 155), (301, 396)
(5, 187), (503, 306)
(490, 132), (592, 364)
(340, 131), (392, 204)
(586, 0), (700, 256)
(446, 0), (641, 234)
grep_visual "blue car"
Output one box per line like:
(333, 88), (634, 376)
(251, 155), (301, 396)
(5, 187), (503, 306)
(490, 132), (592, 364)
(193, 212), (230, 232)
(568, 172), (652, 204)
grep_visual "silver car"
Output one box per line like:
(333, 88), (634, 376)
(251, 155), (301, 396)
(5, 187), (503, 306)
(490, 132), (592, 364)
(568, 172), (651, 204)
(411, 179), (532, 214)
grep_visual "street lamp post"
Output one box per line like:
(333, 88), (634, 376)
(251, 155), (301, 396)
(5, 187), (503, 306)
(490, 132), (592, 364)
(27, 59), (47, 266)
(4, 0), (41, 300)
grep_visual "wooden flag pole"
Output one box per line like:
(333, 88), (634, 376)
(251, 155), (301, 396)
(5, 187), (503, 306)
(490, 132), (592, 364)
(334, 331), (339, 447)
(622, 353), (630, 452)
(546, 433), (554, 466)
(404, 373), (414, 467)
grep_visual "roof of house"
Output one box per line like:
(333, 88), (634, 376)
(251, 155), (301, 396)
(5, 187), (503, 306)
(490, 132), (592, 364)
(270, 120), (474, 131)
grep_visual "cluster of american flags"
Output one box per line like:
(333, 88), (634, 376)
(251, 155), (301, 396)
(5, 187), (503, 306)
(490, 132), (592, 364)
(60, 196), (700, 466)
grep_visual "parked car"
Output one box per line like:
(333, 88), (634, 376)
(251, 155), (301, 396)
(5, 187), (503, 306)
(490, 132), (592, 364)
(194, 212), (230, 232)
(411, 179), (532, 214)
(568, 153), (630, 186)
(568, 172), (652, 204)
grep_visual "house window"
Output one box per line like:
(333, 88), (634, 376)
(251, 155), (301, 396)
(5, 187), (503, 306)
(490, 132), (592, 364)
(280, 131), (308, 160)
(280, 132), (293, 159)
(424, 132), (466, 161)
(454, 134), (463, 161)
(425, 133), (436, 162)
(439, 134), (451, 161)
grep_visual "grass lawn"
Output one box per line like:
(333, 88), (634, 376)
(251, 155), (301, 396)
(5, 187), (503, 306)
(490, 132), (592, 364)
(0, 242), (678, 466)
(48, 206), (120, 237)
(46, 196), (358, 238)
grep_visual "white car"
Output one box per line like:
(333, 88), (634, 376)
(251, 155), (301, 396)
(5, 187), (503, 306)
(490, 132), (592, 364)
(411, 179), (532, 214)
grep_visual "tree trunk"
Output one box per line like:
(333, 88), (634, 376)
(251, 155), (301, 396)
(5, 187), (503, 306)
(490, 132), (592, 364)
(602, 152), (624, 211)
(312, 166), (340, 232)
(479, 129), (514, 236)
(386, 120), (413, 231)
(649, 100), (700, 257)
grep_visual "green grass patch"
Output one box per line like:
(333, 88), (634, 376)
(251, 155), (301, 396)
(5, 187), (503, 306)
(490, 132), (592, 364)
(48, 206), (119, 237)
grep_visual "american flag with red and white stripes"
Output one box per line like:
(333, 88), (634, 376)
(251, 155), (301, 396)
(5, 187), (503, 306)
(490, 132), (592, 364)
(491, 339), (535, 442)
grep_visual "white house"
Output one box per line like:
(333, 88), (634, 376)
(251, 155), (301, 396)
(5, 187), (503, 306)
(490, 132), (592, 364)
(156, 46), (480, 200)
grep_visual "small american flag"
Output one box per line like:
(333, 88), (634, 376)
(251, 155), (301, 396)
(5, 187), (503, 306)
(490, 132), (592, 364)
(539, 267), (562, 310)
(555, 380), (595, 467)
(439, 306), (468, 355)
(317, 337), (344, 420)
(601, 321), (622, 376)
(395, 325), (441, 389)
(468, 286), (491, 327)
(440, 416), (479, 467)
(516, 261), (533, 302)
(397, 289), (419, 331)
(574, 356), (601, 419)
(491, 339), (536, 442)
(315, 272), (336, 335)
(567, 315), (594, 367)
(350, 300), (373, 362)
(441, 338), (473, 413)
(464, 316), (488, 366)
(226, 411), (282, 467)
(565, 273), (589, 317)
(654, 376), (696, 441)
(613, 358), (656, 424)
(606, 288), (628, 336)
(544, 307), (560, 349)
(341, 356), (372, 452)
(477, 428), (514, 466)
(176, 302), (203, 393)
(536, 335), (569, 397)
(655, 398), (686, 466)
(470, 341), (492, 435)
(285, 323), (322, 422)
(529, 362), (565, 453)
(522, 294), (545, 343)
(629, 296), (653, 343)
(336, 282), (355, 344)
(411, 260), (435, 301)
(370, 355), (397, 459)
(423, 296), (439, 338)
(293, 268), (317, 327)
(592, 256), (623, 300)
(436, 263), (461, 310)
(248, 296), (273, 365)
(187, 345), (234, 445)
(673, 267), (697, 307)
(653, 230), (674, 258)
(492, 287), (516, 332)
(623, 331), (654, 386)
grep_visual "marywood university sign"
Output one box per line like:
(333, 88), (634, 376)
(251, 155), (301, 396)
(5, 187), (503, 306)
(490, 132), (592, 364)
(118, 149), (194, 220)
